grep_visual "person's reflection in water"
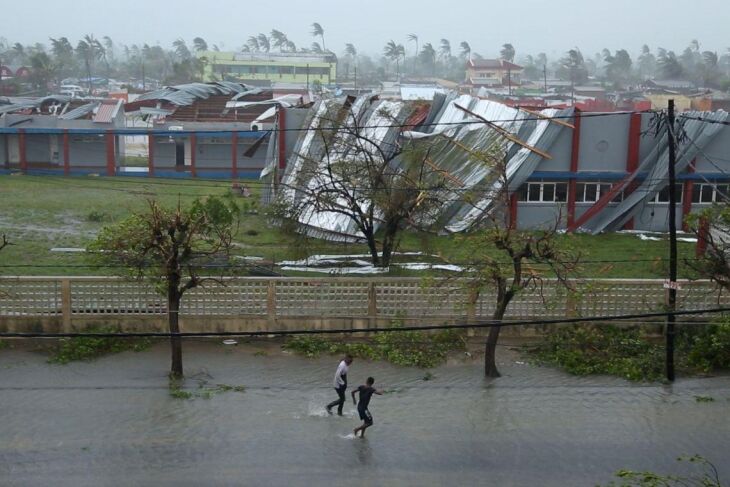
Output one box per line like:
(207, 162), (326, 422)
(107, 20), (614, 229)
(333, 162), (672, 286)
(354, 438), (374, 465)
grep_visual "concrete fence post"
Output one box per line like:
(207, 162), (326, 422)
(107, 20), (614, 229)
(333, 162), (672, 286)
(367, 281), (377, 329)
(565, 292), (578, 318)
(61, 279), (72, 331)
(267, 280), (277, 327)
(466, 287), (478, 337)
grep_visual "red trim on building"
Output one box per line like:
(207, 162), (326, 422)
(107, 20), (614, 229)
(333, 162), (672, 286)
(566, 108), (581, 228)
(190, 134), (197, 178)
(623, 112), (643, 230)
(18, 129), (27, 172)
(682, 159), (695, 232)
(147, 134), (155, 177)
(62, 130), (70, 176)
(105, 131), (115, 176)
(231, 132), (238, 179)
(509, 193), (518, 229)
(277, 107), (287, 176)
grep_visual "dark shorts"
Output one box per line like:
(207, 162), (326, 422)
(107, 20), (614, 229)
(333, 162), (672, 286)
(358, 407), (373, 426)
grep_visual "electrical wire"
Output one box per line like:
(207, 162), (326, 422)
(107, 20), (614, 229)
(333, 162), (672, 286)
(1, 306), (728, 339)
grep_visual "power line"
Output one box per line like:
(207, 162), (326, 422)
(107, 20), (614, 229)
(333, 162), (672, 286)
(1, 306), (728, 339)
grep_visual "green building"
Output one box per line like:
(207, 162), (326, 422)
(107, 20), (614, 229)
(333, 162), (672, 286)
(200, 51), (337, 86)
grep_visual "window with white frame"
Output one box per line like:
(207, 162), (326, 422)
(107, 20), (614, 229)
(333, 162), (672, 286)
(576, 182), (624, 203)
(650, 184), (684, 204)
(517, 182), (568, 203)
(691, 183), (730, 204)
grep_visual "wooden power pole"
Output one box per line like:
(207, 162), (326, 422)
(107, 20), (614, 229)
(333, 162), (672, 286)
(666, 99), (678, 382)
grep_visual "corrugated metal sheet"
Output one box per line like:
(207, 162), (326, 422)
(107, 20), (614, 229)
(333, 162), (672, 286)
(59, 102), (98, 120)
(135, 82), (252, 107)
(271, 93), (570, 240)
(584, 109), (730, 234)
(93, 99), (122, 124)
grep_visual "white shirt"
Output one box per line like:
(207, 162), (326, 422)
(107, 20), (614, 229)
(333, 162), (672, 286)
(333, 360), (349, 388)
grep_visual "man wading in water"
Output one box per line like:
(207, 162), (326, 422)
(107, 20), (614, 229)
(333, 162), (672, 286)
(326, 355), (353, 416)
(352, 377), (383, 438)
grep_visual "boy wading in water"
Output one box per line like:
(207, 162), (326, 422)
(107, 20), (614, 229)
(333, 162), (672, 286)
(326, 355), (353, 416)
(352, 377), (383, 438)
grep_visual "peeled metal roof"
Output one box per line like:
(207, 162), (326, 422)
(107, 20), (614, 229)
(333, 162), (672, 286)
(583, 109), (730, 234)
(59, 102), (98, 120)
(270, 93), (572, 240)
(135, 82), (253, 106)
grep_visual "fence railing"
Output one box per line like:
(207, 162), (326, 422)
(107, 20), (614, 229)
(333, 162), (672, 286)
(0, 277), (728, 324)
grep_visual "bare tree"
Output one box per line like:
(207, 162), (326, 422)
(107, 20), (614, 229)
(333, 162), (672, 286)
(453, 146), (581, 377)
(0, 234), (8, 252)
(89, 197), (238, 378)
(283, 106), (448, 268)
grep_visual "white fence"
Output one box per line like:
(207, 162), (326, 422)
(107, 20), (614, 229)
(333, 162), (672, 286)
(0, 277), (727, 321)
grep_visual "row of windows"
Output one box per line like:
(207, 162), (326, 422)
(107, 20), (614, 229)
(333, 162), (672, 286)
(692, 184), (730, 204)
(514, 181), (728, 204)
(215, 65), (331, 76)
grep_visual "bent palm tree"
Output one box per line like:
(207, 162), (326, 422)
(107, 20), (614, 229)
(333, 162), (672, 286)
(407, 33), (419, 74)
(311, 22), (326, 51)
(460, 41), (471, 61)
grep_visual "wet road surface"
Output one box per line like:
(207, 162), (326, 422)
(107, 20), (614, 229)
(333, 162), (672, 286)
(1, 341), (729, 486)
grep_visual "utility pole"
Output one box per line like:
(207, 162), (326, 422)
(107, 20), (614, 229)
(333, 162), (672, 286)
(507, 68), (512, 96)
(666, 99), (678, 382)
(354, 65), (358, 91)
(543, 64), (548, 93)
(306, 63), (310, 93)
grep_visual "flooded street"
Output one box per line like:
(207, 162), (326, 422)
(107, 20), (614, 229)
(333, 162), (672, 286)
(1, 341), (729, 486)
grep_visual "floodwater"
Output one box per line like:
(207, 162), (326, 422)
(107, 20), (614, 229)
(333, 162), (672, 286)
(1, 341), (729, 487)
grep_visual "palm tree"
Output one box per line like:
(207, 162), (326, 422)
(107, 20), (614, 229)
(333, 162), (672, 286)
(702, 50), (719, 87)
(407, 34), (419, 74)
(257, 34), (270, 53)
(439, 39), (451, 61)
(29, 52), (55, 92)
(311, 42), (323, 54)
(420, 43), (437, 76)
(270, 30), (288, 52)
(345, 43), (357, 58)
(50, 37), (75, 77)
(247, 36), (260, 52)
(459, 41), (471, 61)
(173, 39), (191, 60)
(311, 23), (326, 51)
(76, 35), (103, 93)
(12, 43), (26, 63)
(500, 43), (515, 62)
(384, 40), (405, 78)
(657, 49), (683, 79)
(193, 37), (208, 53)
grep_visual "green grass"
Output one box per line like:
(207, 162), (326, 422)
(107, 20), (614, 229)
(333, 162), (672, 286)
(0, 174), (697, 277)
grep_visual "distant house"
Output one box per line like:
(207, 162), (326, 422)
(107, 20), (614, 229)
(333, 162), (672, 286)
(465, 59), (523, 88)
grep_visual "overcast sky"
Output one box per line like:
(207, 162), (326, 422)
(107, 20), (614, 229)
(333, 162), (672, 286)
(5, 0), (730, 59)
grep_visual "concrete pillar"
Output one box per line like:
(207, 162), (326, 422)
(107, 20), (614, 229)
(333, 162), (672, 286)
(567, 108), (582, 229)
(231, 132), (238, 179)
(105, 130), (116, 176)
(61, 279), (72, 331)
(190, 134), (197, 178)
(62, 130), (70, 176)
(19, 129), (27, 172)
(147, 133), (155, 177)
(367, 281), (378, 329)
(267, 281), (277, 327)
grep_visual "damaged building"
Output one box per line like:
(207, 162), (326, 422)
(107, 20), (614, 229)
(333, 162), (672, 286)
(263, 92), (730, 237)
(1, 82), (307, 178)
